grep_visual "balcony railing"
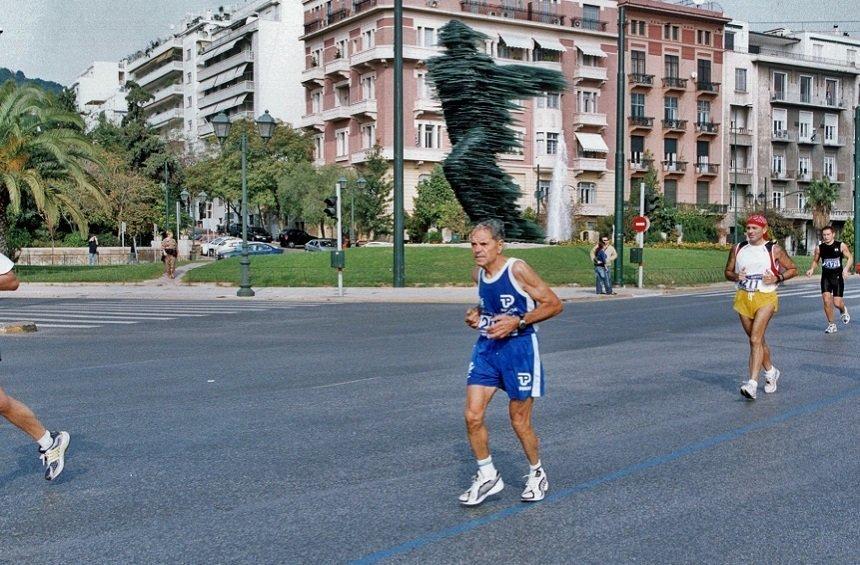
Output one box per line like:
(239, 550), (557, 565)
(574, 17), (607, 31)
(696, 121), (719, 134)
(629, 116), (654, 129)
(770, 169), (788, 180)
(795, 169), (812, 181)
(729, 167), (753, 176)
(771, 129), (790, 141)
(629, 157), (654, 171)
(662, 118), (687, 131)
(796, 133), (819, 144)
(823, 135), (846, 146)
(628, 73), (654, 86)
(662, 160), (687, 173)
(696, 81), (720, 94)
(771, 90), (847, 109)
(573, 65), (607, 82)
(696, 162), (719, 175)
(663, 76), (687, 89)
(458, 1), (566, 25)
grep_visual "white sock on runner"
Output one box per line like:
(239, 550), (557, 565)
(477, 456), (496, 479)
(763, 366), (776, 378)
(529, 460), (542, 473)
(36, 430), (52, 451)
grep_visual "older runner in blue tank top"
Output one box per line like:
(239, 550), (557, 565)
(459, 220), (563, 507)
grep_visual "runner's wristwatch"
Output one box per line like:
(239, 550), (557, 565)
(518, 315), (528, 331)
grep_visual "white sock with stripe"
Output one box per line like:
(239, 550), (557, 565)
(477, 456), (497, 480)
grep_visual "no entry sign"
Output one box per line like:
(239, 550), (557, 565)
(632, 215), (650, 233)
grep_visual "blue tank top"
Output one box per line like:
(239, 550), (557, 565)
(478, 258), (536, 338)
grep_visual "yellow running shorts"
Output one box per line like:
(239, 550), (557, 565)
(733, 289), (779, 319)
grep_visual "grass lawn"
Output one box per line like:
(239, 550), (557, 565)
(17, 262), (168, 283)
(185, 245), (814, 288)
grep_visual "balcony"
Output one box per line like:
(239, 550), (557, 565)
(696, 81), (720, 95)
(795, 169), (813, 182)
(770, 169), (789, 181)
(199, 80), (254, 109)
(823, 135), (846, 147)
(350, 98), (377, 118)
(198, 50), (254, 82)
(134, 61), (183, 90)
(573, 65), (607, 83)
(629, 116), (654, 130)
(770, 91), (848, 110)
(143, 84), (183, 110)
(573, 112), (607, 129)
(662, 161), (687, 175)
(662, 118), (687, 132)
(148, 107), (183, 129)
(353, 0), (378, 15)
(729, 167), (753, 184)
(324, 56), (351, 79)
(322, 103), (352, 122)
(301, 64), (325, 86)
(629, 157), (654, 173)
(695, 162), (719, 176)
(572, 157), (607, 174)
(729, 128), (753, 146)
(458, 1), (566, 26)
(573, 17), (607, 31)
(628, 73), (654, 87)
(771, 129), (791, 142)
(796, 132), (819, 145)
(298, 113), (326, 131)
(662, 77), (687, 91)
(695, 122), (719, 136)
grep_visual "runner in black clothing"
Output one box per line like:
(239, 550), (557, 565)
(805, 225), (853, 333)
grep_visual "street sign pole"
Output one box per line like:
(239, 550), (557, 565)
(638, 182), (645, 289)
(336, 180), (344, 297)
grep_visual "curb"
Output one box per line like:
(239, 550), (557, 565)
(0, 321), (38, 334)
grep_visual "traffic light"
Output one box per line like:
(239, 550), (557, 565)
(324, 196), (338, 219)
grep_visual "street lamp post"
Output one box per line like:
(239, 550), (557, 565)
(352, 177), (367, 245)
(210, 110), (277, 298)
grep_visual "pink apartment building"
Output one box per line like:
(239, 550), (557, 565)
(622, 0), (729, 208)
(300, 0), (620, 236)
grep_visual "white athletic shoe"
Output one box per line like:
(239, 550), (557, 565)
(740, 379), (758, 400)
(459, 471), (504, 506)
(841, 310), (850, 325)
(764, 368), (781, 394)
(521, 467), (549, 502)
(39, 431), (70, 481)
(825, 323), (838, 334)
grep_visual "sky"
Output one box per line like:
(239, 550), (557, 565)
(0, 0), (858, 85)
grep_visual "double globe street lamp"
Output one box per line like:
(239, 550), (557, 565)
(210, 110), (277, 297)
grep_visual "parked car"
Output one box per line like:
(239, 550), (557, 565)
(304, 238), (336, 252)
(218, 242), (284, 259)
(213, 238), (243, 257)
(278, 228), (313, 248)
(227, 225), (273, 242)
(201, 236), (240, 257)
(362, 241), (393, 247)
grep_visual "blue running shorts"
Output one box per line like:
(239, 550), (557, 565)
(467, 335), (544, 400)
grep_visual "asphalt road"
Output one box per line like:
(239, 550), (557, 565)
(0, 280), (858, 563)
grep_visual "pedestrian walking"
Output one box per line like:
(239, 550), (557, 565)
(0, 252), (70, 480)
(724, 215), (797, 400)
(162, 230), (178, 279)
(805, 225), (853, 333)
(460, 219), (563, 506)
(87, 234), (99, 266)
(590, 237), (615, 294)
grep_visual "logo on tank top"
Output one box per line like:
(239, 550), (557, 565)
(500, 294), (515, 309)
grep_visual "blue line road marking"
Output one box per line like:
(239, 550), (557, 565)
(351, 385), (860, 564)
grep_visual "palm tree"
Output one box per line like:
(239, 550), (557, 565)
(804, 177), (840, 231)
(0, 81), (105, 254)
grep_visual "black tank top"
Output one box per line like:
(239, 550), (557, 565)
(818, 240), (843, 272)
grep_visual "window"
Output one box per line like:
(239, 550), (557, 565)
(583, 5), (600, 28)
(800, 75), (812, 103)
(313, 134), (324, 160)
(773, 72), (786, 99)
(824, 155), (836, 180)
(186, 48), (192, 60)
(824, 113), (838, 142)
(629, 19), (646, 36)
(360, 74), (376, 100)
(663, 24), (679, 41)
(311, 47), (323, 67)
(311, 90), (322, 113)
(735, 68), (747, 92)
(798, 155), (811, 178)
(630, 135), (645, 164)
(664, 55), (679, 78)
(631, 50), (646, 75)
(334, 84), (350, 107)
(697, 100), (711, 124)
(498, 39), (527, 61)
(362, 29), (376, 50)
(335, 38), (348, 59)
(536, 132), (545, 155)
(546, 132), (559, 155)
(772, 108), (787, 135)
(336, 129), (348, 157)
(581, 54), (600, 67)
(772, 153), (785, 176)
(417, 26), (436, 47)
(631, 93), (645, 117)
(578, 182), (596, 204)
(797, 191), (807, 209)
(664, 96), (678, 121)
(417, 122), (443, 148)
(725, 31), (735, 51)
(361, 123), (376, 149)
(186, 95), (192, 108)
(825, 78), (839, 105)
(696, 182), (709, 206)
(798, 111), (813, 142)
(186, 72), (192, 84)
(664, 180), (677, 205)
(696, 30), (712, 46)
(546, 92), (560, 109)
(578, 91), (597, 113)
(697, 140), (709, 169)
(505, 129), (525, 156)
(848, 49), (857, 65)
(664, 137), (678, 163)
(697, 59), (712, 84)
(772, 190), (784, 210)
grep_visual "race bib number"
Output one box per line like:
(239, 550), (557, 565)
(737, 273), (763, 292)
(822, 258), (841, 270)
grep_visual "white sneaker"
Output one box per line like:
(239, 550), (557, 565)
(521, 467), (549, 502)
(740, 379), (757, 400)
(841, 310), (850, 325)
(764, 368), (780, 394)
(459, 471), (504, 506)
(825, 323), (838, 334)
(39, 431), (70, 481)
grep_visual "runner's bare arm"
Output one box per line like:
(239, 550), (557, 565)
(0, 271), (20, 291)
(486, 261), (562, 339)
(765, 246), (797, 285)
(841, 243), (853, 276)
(805, 246), (820, 277)
(465, 267), (481, 328)
(724, 246), (739, 282)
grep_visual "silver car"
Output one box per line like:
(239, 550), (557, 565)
(304, 239), (336, 252)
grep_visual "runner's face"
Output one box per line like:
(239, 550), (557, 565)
(470, 228), (501, 268)
(822, 229), (835, 244)
(746, 224), (765, 243)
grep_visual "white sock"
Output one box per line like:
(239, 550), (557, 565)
(477, 456), (496, 479)
(763, 366), (777, 378)
(529, 460), (542, 473)
(36, 431), (52, 451)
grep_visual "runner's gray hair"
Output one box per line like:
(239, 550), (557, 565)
(471, 219), (505, 241)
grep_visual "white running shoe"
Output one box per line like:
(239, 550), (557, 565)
(740, 379), (757, 400)
(825, 323), (838, 334)
(459, 471), (504, 506)
(521, 467), (549, 502)
(764, 368), (781, 394)
(841, 310), (850, 325)
(39, 431), (70, 481)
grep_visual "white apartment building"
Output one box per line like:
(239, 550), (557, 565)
(71, 61), (128, 130)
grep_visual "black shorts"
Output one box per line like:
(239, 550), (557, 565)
(821, 272), (844, 297)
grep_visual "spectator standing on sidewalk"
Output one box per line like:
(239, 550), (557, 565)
(590, 236), (617, 295)
(162, 230), (178, 279)
(87, 235), (99, 266)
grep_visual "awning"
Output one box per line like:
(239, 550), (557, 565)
(201, 93), (248, 114)
(200, 37), (242, 61)
(498, 32), (532, 50)
(533, 37), (566, 52)
(575, 132), (609, 153)
(576, 44), (607, 58)
(200, 65), (247, 94)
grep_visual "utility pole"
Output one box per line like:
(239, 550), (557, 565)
(163, 161), (169, 230)
(613, 5), (626, 286)
(854, 107), (860, 270)
(392, 0), (405, 287)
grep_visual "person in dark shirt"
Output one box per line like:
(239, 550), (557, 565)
(805, 225), (853, 333)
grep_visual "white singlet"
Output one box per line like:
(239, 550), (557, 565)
(735, 242), (778, 293)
